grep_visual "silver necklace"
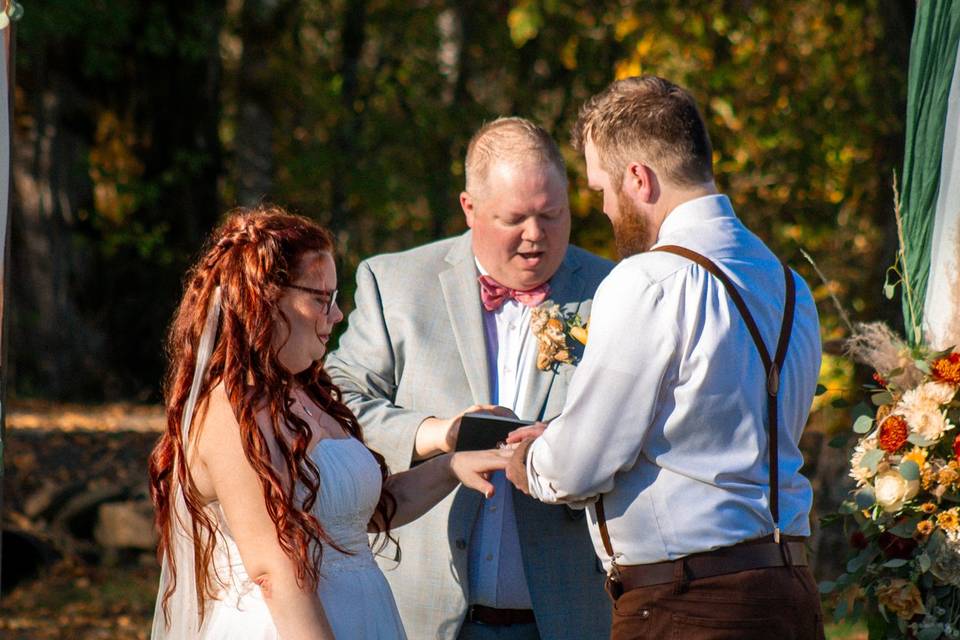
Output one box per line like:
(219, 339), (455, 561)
(294, 392), (314, 417)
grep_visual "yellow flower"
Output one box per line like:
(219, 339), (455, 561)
(902, 447), (928, 469)
(875, 579), (925, 619)
(938, 509), (960, 532)
(921, 502), (938, 514)
(923, 466), (936, 490)
(569, 325), (588, 345)
(916, 520), (934, 538)
(938, 465), (959, 487)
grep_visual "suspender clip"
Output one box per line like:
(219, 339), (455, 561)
(767, 368), (780, 397)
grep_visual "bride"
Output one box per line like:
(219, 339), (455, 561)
(148, 206), (509, 639)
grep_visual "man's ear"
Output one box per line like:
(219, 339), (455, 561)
(460, 191), (475, 228)
(623, 162), (660, 204)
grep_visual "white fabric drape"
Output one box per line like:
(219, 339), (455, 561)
(923, 37), (960, 350)
(151, 287), (222, 639)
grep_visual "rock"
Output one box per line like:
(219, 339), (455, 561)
(93, 500), (157, 550)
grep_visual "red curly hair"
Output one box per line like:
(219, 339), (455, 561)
(148, 204), (395, 625)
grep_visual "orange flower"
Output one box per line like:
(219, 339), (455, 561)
(932, 352), (960, 385)
(920, 502), (938, 514)
(937, 509), (960, 532)
(873, 371), (889, 387)
(875, 579), (925, 619)
(915, 520), (934, 540)
(878, 415), (909, 453)
(954, 434), (960, 462)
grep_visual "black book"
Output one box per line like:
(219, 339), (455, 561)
(454, 414), (533, 452)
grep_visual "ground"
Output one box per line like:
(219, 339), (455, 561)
(0, 401), (866, 638)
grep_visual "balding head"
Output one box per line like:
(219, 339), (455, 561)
(465, 117), (567, 197)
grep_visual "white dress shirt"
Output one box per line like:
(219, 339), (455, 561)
(524, 195), (821, 570)
(467, 260), (534, 608)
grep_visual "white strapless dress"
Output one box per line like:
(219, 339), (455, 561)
(153, 437), (406, 639)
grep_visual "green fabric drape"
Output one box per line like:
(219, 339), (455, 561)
(900, 1), (960, 346)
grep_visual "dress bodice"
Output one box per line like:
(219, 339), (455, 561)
(305, 437), (383, 575)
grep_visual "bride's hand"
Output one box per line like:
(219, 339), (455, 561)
(449, 449), (512, 498)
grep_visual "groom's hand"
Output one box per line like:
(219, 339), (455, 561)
(414, 404), (516, 460)
(505, 421), (547, 444)
(505, 438), (535, 495)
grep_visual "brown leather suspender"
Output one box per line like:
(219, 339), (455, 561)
(596, 246), (797, 575)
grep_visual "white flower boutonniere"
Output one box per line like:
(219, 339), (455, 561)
(530, 300), (588, 371)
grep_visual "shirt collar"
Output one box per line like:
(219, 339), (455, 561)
(655, 194), (736, 244)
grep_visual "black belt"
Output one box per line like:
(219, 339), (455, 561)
(466, 605), (536, 626)
(611, 536), (808, 594)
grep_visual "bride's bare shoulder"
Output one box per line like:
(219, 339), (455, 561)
(194, 382), (242, 458)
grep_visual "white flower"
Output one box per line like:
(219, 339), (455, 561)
(916, 381), (957, 405)
(896, 381), (956, 441)
(873, 469), (919, 512)
(850, 434), (879, 485)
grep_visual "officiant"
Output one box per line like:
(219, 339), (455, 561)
(326, 117), (612, 640)
(505, 76), (826, 639)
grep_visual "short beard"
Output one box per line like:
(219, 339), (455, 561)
(612, 194), (651, 259)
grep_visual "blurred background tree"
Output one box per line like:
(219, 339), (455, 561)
(10, 0), (915, 402)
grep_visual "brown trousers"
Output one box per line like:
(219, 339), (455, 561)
(607, 565), (825, 640)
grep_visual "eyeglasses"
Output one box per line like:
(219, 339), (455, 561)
(284, 284), (339, 315)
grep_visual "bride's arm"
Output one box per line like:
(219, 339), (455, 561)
(372, 449), (509, 530)
(196, 386), (335, 640)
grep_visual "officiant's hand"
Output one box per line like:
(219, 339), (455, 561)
(505, 421), (548, 444)
(415, 404), (517, 460)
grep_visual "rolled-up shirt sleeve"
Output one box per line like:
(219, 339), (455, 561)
(525, 264), (680, 504)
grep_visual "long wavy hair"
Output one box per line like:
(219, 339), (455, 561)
(148, 204), (396, 625)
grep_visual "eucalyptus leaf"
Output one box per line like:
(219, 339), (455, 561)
(829, 433), (850, 448)
(918, 552), (931, 573)
(839, 500), (858, 514)
(815, 383), (827, 396)
(887, 367), (904, 377)
(908, 433), (937, 447)
(855, 487), (876, 510)
(899, 460), (920, 481)
(853, 415), (874, 433)
(861, 449), (885, 473)
(917, 627), (943, 640)
(872, 391), (893, 406)
(852, 402), (873, 419)
(883, 558), (908, 568)
(915, 359), (932, 374)
(818, 580), (836, 594)
(888, 517), (920, 538)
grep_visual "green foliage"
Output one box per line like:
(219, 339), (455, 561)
(13, 0), (913, 399)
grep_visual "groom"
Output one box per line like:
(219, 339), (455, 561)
(505, 76), (825, 638)
(326, 117), (612, 639)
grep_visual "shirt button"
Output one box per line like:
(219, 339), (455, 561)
(490, 505), (498, 512)
(639, 609), (650, 619)
(455, 538), (466, 550)
(508, 323), (516, 330)
(485, 554), (494, 562)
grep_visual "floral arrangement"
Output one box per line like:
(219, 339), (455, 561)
(530, 301), (587, 371)
(825, 321), (960, 638)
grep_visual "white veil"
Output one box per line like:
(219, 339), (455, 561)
(151, 286), (222, 639)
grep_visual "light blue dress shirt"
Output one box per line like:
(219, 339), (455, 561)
(467, 262), (534, 609)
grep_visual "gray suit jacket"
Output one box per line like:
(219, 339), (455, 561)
(326, 231), (613, 640)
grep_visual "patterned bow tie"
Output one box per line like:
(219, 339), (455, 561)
(478, 275), (551, 311)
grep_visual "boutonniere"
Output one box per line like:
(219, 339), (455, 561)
(531, 300), (588, 371)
